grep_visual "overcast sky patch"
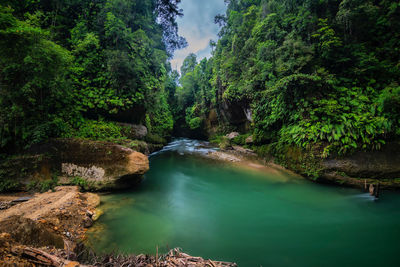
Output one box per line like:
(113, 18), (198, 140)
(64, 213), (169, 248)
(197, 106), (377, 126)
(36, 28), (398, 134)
(170, 0), (226, 72)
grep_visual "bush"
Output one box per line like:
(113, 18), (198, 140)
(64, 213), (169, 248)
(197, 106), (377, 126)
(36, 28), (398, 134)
(72, 119), (125, 141)
(209, 135), (224, 145)
(219, 136), (231, 150)
(254, 75), (393, 156)
(253, 144), (272, 158)
(27, 176), (59, 192)
(231, 134), (251, 145)
(188, 117), (202, 130)
(71, 176), (90, 191)
(0, 179), (20, 192)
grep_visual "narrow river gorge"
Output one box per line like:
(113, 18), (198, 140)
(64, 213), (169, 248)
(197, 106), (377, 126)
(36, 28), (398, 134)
(87, 139), (400, 267)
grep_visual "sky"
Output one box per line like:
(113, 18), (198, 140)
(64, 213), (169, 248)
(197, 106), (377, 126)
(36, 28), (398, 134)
(169, 0), (227, 72)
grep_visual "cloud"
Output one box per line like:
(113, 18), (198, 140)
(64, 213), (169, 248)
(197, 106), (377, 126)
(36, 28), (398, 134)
(170, 0), (226, 72)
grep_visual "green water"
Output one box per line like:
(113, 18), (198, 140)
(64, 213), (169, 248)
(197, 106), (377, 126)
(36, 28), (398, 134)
(87, 139), (400, 267)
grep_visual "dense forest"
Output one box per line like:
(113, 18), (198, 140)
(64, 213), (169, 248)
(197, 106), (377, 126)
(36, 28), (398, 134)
(1, 0), (400, 176)
(176, 0), (400, 159)
(1, 1), (400, 265)
(0, 0), (186, 152)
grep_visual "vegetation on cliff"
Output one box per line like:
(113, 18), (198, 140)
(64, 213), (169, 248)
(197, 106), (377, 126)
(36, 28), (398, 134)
(174, 0), (400, 158)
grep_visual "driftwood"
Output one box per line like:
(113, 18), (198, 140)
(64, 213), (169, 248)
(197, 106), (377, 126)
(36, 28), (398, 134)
(78, 247), (237, 267)
(159, 248), (237, 267)
(11, 246), (90, 267)
(10, 245), (236, 267)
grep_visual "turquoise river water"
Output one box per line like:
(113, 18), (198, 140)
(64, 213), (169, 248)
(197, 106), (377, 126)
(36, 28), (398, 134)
(87, 139), (400, 267)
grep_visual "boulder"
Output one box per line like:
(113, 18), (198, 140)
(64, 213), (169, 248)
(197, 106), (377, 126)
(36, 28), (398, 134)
(226, 132), (240, 140)
(52, 138), (149, 190)
(8, 138), (150, 191)
(245, 135), (254, 144)
(118, 123), (148, 140)
(1, 139), (150, 191)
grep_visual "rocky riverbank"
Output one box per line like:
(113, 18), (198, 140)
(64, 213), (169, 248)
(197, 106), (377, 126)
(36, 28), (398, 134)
(208, 132), (400, 191)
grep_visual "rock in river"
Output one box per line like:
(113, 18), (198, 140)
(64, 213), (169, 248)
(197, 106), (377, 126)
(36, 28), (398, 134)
(53, 138), (149, 190)
(3, 138), (150, 191)
(226, 132), (240, 140)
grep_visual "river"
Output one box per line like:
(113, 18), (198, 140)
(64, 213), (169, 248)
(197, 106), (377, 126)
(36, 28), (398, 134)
(87, 139), (400, 267)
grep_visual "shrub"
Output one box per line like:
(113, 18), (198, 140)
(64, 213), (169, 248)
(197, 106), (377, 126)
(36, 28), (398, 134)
(232, 134), (251, 145)
(27, 176), (59, 192)
(72, 119), (125, 141)
(0, 179), (20, 192)
(71, 176), (90, 191)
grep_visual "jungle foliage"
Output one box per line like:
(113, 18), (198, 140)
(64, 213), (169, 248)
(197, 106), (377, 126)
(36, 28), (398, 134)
(2, 0), (400, 157)
(175, 0), (400, 156)
(171, 54), (215, 136)
(0, 0), (185, 151)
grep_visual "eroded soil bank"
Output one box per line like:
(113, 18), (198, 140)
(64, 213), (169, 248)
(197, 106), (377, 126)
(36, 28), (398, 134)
(0, 186), (99, 266)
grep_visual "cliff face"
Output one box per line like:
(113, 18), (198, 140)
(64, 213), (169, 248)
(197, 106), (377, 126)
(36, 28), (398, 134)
(321, 143), (400, 179)
(202, 101), (252, 138)
(280, 142), (400, 188)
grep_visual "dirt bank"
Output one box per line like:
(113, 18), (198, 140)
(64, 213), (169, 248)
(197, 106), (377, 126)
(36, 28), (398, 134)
(0, 186), (99, 266)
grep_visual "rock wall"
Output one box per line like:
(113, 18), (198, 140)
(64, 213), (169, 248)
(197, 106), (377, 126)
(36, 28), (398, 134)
(280, 142), (400, 188)
(321, 143), (400, 179)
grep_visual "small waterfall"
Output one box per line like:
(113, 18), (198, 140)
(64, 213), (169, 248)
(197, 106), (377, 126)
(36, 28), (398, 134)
(244, 108), (253, 122)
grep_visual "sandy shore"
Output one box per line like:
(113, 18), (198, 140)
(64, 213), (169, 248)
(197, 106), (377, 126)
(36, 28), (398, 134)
(204, 146), (301, 180)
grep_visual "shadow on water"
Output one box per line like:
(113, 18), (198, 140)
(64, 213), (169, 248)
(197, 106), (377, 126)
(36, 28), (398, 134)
(87, 138), (400, 267)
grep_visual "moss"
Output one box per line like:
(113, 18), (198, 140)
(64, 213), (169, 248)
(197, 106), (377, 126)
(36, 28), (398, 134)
(209, 134), (224, 145)
(253, 143), (323, 180)
(231, 134), (251, 146)
(145, 133), (167, 145)
(126, 140), (149, 153)
(69, 176), (96, 191)
(252, 144), (272, 158)
(377, 178), (400, 187)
